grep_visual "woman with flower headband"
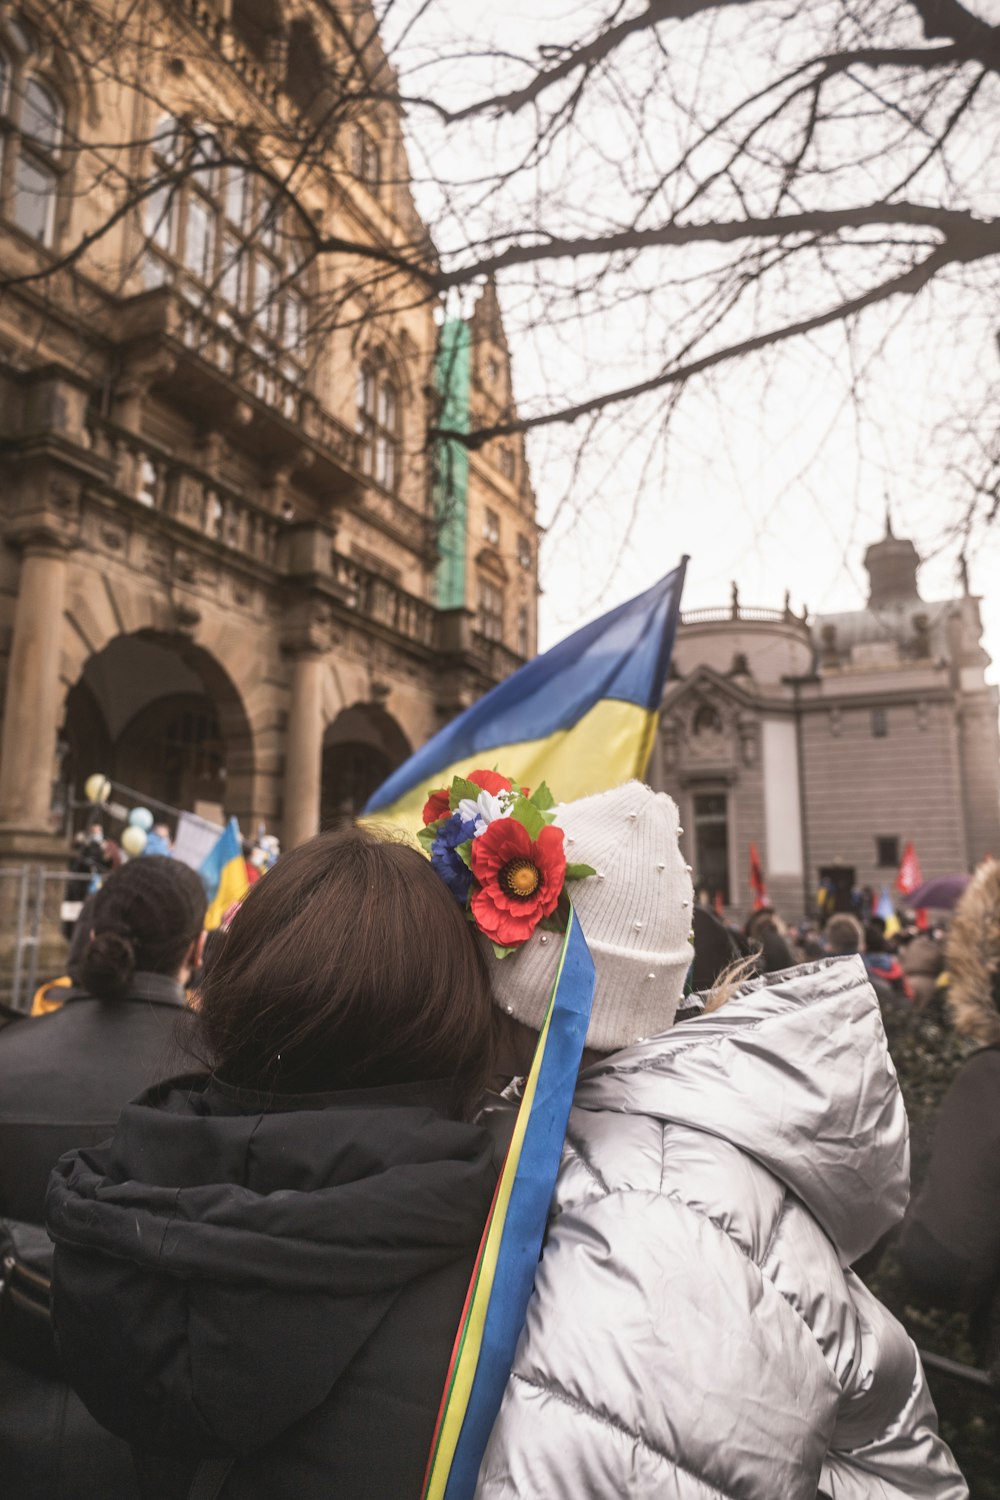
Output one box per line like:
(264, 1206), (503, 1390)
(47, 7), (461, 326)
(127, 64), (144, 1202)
(416, 774), (966, 1499)
(46, 825), (500, 1500)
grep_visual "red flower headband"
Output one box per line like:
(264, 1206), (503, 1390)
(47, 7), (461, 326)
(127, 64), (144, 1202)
(418, 769), (594, 957)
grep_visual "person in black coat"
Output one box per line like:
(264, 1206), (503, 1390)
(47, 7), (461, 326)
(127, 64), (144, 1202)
(0, 856), (207, 1224)
(898, 859), (1000, 1379)
(47, 826), (499, 1500)
(0, 855), (208, 1500)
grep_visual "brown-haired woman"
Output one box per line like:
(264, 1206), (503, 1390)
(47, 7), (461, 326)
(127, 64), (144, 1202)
(47, 826), (499, 1500)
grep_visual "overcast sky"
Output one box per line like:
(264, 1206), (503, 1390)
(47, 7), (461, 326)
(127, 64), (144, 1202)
(382, 0), (1000, 683)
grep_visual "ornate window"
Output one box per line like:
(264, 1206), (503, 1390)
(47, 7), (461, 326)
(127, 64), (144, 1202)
(499, 446), (515, 481)
(517, 532), (532, 570)
(142, 117), (308, 390)
(482, 508), (500, 546)
(478, 577), (504, 643)
(0, 19), (66, 247)
(356, 356), (400, 491)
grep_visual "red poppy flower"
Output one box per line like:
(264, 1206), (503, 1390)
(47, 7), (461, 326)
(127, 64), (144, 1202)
(466, 768), (515, 798)
(422, 788), (451, 825)
(470, 818), (566, 946)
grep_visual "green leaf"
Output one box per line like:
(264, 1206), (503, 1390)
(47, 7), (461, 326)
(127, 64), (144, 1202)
(531, 781), (555, 812)
(416, 825), (437, 852)
(564, 862), (597, 881)
(510, 794), (545, 840)
(456, 840), (474, 868)
(449, 776), (480, 811)
(491, 941), (518, 960)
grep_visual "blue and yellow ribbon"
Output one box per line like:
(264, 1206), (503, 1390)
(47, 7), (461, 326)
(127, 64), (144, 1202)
(422, 906), (596, 1500)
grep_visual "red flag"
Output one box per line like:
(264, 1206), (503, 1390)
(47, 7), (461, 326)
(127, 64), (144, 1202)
(714, 890), (725, 917)
(749, 842), (769, 910)
(896, 841), (923, 897)
(915, 907), (929, 932)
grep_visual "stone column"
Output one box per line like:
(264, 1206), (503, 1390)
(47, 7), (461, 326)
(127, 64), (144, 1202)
(0, 532), (71, 832)
(283, 648), (325, 848)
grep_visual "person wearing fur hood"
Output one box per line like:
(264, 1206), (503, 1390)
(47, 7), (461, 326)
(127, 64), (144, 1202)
(899, 858), (1000, 1379)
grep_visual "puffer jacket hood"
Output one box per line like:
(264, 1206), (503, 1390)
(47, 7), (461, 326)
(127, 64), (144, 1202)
(46, 1075), (496, 1460)
(947, 858), (1000, 1046)
(575, 953), (908, 1264)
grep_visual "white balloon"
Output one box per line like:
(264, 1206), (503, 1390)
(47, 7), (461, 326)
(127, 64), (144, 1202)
(84, 773), (111, 804)
(121, 825), (148, 857)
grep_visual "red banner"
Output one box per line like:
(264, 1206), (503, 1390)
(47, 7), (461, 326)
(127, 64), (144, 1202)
(896, 841), (923, 897)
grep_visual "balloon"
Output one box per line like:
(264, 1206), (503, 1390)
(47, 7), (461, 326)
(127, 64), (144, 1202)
(121, 825), (148, 857)
(128, 806), (154, 831)
(84, 773), (111, 804)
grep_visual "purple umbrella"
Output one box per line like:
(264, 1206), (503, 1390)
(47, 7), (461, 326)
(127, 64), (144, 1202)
(907, 874), (971, 910)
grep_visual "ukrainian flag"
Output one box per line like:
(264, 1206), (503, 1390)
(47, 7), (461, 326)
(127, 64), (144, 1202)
(364, 560), (687, 830)
(200, 816), (249, 931)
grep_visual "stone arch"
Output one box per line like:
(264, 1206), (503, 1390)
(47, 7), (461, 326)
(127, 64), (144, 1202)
(320, 701), (411, 826)
(59, 621), (258, 835)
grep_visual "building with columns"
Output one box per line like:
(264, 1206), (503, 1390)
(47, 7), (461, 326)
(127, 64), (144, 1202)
(0, 1), (539, 882)
(653, 521), (1000, 921)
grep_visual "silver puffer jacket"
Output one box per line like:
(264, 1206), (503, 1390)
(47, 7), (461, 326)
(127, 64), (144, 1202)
(476, 956), (967, 1499)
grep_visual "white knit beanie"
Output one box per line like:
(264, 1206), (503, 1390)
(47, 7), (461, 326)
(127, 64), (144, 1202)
(488, 781), (694, 1052)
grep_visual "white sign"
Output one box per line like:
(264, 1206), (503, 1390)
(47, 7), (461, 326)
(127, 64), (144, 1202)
(173, 811), (225, 872)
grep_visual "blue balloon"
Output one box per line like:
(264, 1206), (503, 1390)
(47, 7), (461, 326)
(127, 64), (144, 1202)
(128, 806), (154, 831)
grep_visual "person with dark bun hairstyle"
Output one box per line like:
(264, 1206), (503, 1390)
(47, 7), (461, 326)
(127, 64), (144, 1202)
(0, 855), (206, 1225)
(0, 855), (206, 1500)
(46, 826), (499, 1500)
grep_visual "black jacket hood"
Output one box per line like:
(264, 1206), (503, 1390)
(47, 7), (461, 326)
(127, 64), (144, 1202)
(47, 1074), (496, 1459)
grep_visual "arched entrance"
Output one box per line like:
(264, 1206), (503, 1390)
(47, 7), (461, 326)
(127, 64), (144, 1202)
(321, 703), (411, 827)
(59, 632), (255, 833)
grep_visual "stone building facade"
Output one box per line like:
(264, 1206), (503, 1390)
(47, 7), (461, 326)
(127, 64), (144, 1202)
(653, 523), (1000, 921)
(0, 0), (540, 874)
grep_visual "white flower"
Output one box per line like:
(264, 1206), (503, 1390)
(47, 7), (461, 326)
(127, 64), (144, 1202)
(458, 788), (515, 836)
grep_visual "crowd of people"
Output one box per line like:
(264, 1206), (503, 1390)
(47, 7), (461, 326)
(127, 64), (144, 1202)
(0, 777), (996, 1498)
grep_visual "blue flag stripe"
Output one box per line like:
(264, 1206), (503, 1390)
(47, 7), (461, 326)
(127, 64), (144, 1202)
(365, 561), (687, 814)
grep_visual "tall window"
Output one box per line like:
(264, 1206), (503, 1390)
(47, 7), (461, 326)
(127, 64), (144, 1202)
(0, 20), (66, 247)
(517, 533), (532, 570)
(352, 126), (380, 195)
(516, 605), (530, 658)
(693, 792), (730, 905)
(143, 118), (308, 387)
(356, 357), (400, 491)
(871, 708), (888, 738)
(478, 578), (504, 642)
(499, 446), (515, 481)
(482, 508), (500, 545)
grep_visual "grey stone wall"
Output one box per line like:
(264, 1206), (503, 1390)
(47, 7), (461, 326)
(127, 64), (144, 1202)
(800, 696), (968, 892)
(958, 689), (1000, 867)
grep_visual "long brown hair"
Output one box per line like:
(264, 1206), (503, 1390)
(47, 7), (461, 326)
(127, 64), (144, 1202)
(198, 825), (496, 1117)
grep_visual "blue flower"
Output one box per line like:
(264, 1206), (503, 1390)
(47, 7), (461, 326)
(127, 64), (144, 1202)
(431, 813), (478, 903)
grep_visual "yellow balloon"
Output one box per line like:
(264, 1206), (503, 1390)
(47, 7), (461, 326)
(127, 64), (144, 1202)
(84, 773), (111, 803)
(121, 825), (147, 857)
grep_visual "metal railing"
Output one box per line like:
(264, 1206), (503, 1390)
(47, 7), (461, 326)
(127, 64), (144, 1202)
(0, 868), (82, 1015)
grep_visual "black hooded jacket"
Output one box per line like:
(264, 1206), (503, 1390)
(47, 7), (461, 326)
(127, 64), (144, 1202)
(46, 1074), (497, 1500)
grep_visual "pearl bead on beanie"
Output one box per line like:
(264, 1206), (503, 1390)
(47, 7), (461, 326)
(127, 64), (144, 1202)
(487, 781), (694, 1052)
